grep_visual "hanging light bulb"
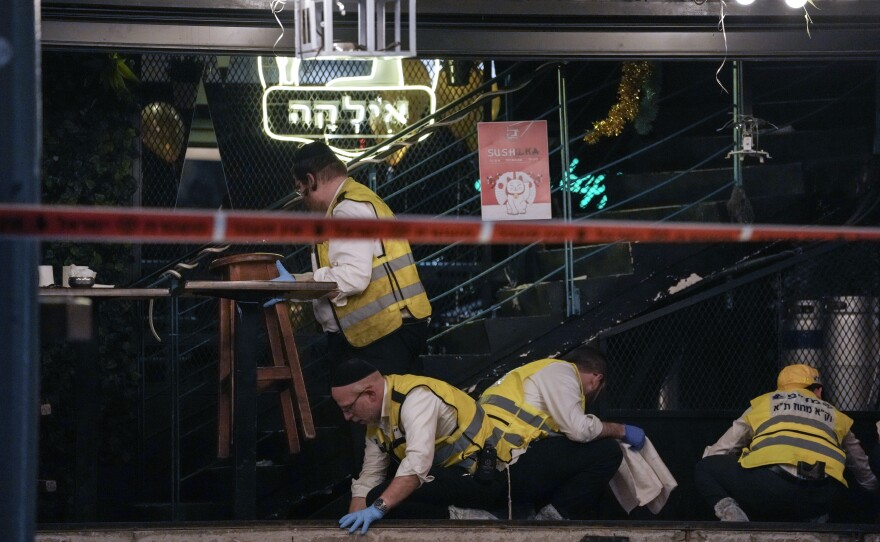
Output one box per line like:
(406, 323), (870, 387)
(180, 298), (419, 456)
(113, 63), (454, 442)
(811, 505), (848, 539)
(785, 0), (807, 7)
(735, 0), (756, 4)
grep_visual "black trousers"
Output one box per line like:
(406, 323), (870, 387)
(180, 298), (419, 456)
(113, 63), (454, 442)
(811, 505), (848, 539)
(508, 437), (623, 518)
(694, 454), (845, 521)
(870, 445), (880, 479)
(327, 319), (429, 376)
(328, 321), (430, 476)
(365, 466), (506, 519)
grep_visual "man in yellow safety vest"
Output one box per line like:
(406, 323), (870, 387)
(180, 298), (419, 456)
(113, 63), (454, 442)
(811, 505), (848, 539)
(478, 345), (637, 519)
(695, 363), (878, 521)
(272, 141), (432, 376)
(330, 358), (513, 534)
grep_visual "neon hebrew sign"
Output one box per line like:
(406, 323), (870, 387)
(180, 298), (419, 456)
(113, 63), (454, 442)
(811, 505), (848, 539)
(259, 57), (437, 161)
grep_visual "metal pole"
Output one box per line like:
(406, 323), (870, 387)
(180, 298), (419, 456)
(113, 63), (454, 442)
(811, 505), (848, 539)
(557, 64), (579, 316)
(875, 61), (880, 155)
(169, 291), (180, 520)
(732, 60), (743, 188)
(0, 1), (41, 540)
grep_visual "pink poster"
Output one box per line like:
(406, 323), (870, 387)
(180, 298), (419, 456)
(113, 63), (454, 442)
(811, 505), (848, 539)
(478, 120), (552, 221)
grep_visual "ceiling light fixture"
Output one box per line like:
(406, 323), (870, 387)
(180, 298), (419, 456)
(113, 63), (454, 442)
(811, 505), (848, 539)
(735, 0), (756, 5)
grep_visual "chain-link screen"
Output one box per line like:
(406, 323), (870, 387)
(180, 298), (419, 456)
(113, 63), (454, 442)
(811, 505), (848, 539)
(41, 50), (880, 523)
(129, 54), (514, 517)
(602, 243), (880, 412)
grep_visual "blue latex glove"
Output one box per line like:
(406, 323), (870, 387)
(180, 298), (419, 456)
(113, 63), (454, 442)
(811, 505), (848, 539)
(263, 260), (296, 308)
(622, 424), (646, 451)
(339, 504), (385, 534)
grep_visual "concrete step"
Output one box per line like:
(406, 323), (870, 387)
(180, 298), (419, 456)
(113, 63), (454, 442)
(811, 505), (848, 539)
(605, 161), (804, 210)
(35, 521), (880, 542)
(496, 281), (566, 318)
(423, 353), (496, 387)
(597, 192), (812, 225)
(535, 242), (634, 282)
(679, 128), (873, 170)
(430, 314), (563, 356)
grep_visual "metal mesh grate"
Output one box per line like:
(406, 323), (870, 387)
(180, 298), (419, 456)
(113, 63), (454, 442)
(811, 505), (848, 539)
(602, 243), (880, 412)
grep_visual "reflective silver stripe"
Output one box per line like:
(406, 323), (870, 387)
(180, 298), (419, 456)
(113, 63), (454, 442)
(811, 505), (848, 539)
(749, 435), (846, 464)
(487, 426), (529, 452)
(387, 251), (417, 272)
(503, 433), (524, 447)
(337, 282), (426, 329)
(369, 252), (418, 282)
(434, 405), (488, 466)
(481, 395), (556, 433)
(754, 416), (838, 444)
(457, 457), (477, 471)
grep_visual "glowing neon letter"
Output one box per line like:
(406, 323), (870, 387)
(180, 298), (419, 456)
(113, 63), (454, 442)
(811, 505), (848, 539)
(342, 95), (367, 133)
(288, 103), (312, 126)
(313, 103), (340, 131)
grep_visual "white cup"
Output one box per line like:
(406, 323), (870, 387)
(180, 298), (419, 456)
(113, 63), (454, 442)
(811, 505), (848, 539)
(38, 265), (55, 287)
(62, 265), (72, 288)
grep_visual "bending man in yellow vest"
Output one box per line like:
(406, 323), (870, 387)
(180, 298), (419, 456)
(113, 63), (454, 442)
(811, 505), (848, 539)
(273, 140), (432, 376)
(330, 358), (509, 534)
(695, 363), (878, 522)
(479, 345), (638, 519)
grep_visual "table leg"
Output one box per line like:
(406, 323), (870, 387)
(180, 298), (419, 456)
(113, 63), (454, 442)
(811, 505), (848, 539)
(233, 303), (258, 520)
(217, 298), (234, 458)
(74, 339), (98, 521)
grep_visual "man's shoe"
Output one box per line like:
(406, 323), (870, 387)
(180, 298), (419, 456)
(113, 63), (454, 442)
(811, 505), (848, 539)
(534, 503), (566, 520)
(714, 497), (750, 522)
(448, 505), (498, 520)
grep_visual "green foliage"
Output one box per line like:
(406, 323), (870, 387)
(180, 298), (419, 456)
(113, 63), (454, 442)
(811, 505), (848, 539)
(40, 52), (141, 519)
(634, 62), (662, 137)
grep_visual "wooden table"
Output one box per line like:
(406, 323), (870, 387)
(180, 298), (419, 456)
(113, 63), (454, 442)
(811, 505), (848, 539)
(39, 287), (171, 299)
(182, 280), (333, 303)
(39, 287), (173, 520)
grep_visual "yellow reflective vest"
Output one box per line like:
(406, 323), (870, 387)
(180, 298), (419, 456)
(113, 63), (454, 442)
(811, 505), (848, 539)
(367, 374), (498, 471)
(479, 359), (576, 463)
(739, 389), (852, 485)
(315, 178), (431, 347)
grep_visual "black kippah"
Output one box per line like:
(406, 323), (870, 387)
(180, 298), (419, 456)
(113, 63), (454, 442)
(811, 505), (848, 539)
(331, 358), (379, 388)
(294, 140), (336, 163)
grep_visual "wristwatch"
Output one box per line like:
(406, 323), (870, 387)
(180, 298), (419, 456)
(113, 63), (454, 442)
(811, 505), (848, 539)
(372, 498), (390, 514)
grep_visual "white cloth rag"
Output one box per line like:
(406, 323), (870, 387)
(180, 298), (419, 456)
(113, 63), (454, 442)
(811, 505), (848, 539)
(608, 437), (677, 514)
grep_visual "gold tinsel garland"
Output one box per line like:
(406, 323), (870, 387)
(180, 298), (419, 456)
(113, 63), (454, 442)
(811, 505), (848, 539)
(583, 61), (653, 145)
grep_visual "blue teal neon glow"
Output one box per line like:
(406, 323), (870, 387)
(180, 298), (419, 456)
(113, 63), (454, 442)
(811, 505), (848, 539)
(559, 158), (608, 209)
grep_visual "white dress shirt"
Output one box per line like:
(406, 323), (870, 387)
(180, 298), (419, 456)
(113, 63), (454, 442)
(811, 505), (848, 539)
(522, 361), (605, 442)
(503, 361), (606, 465)
(351, 380), (459, 498)
(703, 407), (879, 491)
(310, 182), (383, 333)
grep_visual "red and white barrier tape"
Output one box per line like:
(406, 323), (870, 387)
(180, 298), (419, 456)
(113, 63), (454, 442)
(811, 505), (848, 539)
(2, 204), (880, 245)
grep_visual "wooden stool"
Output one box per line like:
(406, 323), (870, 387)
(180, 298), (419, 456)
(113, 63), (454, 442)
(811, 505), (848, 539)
(210, 253), (315, 458)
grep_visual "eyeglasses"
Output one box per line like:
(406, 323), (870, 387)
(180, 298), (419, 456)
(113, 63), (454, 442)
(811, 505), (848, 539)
(340, 389), (367, 415)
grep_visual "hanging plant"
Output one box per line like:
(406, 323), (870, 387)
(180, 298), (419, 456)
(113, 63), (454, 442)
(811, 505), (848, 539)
(40, 52), (141, 520)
